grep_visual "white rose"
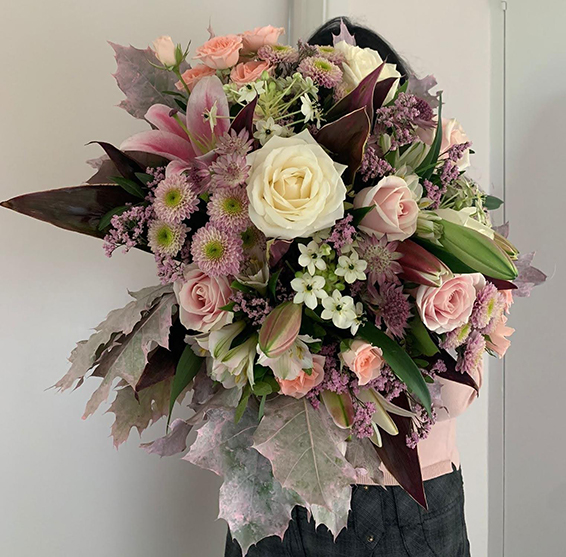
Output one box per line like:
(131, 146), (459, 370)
(246, 130), (347, 240)
(334, 40), (401, 104)
(152, 36), (177, 67)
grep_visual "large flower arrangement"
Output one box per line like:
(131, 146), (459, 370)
(2, 21), (545, 553)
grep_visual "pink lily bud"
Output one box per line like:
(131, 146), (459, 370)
(397, 240), (452, 287)
(258, 302), (302, 358)
(321, 390), (355, 429)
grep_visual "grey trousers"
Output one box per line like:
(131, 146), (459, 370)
(225, 467), (471, 557)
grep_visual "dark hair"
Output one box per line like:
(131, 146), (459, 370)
(308, 17), (410, 83)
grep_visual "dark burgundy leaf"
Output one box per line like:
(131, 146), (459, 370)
(373, 77), (398, 110)
(373, 395), (427, 509)
(423, 351), (479, 394)
(88, 142), (145, 184)
(326, 62), (385, 123)
(484, 277), (518, 291)
(230, 96), (258, 137)
(316, 107), (371, 184)
(87, 151), (168, 185)
(1, 185), (138, 238)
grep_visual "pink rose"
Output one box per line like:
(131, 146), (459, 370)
(341, 340), (384, 386)
(174, 264), (233, 333)
(175, 65), (216, 91)
(354, 176), (419, 241)
(230, 60), (271, 85)
(416, 273), (485, 334)
(277, 354), (325, 399)
(487, 315), (514, 358)
(194, 34), (243, 70)
(241, 25), (284, 54)
(417, 118), (471, 169)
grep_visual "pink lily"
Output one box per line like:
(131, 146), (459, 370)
(120, 75), (230, 175)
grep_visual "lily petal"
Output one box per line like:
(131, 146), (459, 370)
(121, 130), (195, 162)
(186, 75), (230, 155)
(145, 104), (188, 140)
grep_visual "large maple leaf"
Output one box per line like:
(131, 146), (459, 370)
(185, 407), (302, 554)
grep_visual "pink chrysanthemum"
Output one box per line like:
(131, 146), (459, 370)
(376, 281), (411, 338)
(359, 235), (403, 285)
(153, 175), (199, 223)
(241, 225), (267, 255)
(215, 129), (253, 157)
(210, 153), (250, 189)
(147, 220), (187, 257)
(257, 44), (299, 64)
(456, 331), (486, 374)
(298, 56), (343, 88)
(441, 322), (472, 351)
(315, 45), (346, 65)
(191, 224), (243, 276)
(471, 282), (505, 330)
(208, 186), (250, 232)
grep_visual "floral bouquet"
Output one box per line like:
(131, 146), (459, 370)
(2, 21), (545, 553)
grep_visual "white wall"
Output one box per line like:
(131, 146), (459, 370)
(0, 2), (288, 556)
(325, 2), (493, 555)
(504, 1), (566, 555)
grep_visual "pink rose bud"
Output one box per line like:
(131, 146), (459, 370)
(340, 340), (384, 386)
(396, 240), (452, 287)
(353, 176), (419, 241)
(194, 34), (243, 70)
(277, 354), (325, 399)
(241, 25), (285, 54)
(230, 60), (271, 85)
(258, 301), (302, 358)
(153, 35), (177, 67)
(175, 65), (216, 92)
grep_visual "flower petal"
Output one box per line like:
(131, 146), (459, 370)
(145, 104), (189, 140)
(121, 130), (195, 162)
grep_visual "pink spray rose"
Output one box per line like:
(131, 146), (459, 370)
(230, 60), (271, 85)
(241, 25), (285, 54)
(487, 315), (515, 358)
(174, 264), (233, 333)
(194, 34), (243, 70)
(416, 273), (485, 334)
(175, 65), (216, 91)
(341, 340), (384, 386)
(277, 354), (325, 399)
(417, 118), (471, 169)
(353, 176), (419, 241)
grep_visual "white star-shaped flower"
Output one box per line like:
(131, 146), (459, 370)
(321, 290), (357, 329)
(335, 250), (367, 284)
(291, 273), (327, 310)
(298, 241), (328, 275)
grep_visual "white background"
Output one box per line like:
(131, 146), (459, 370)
(0, 1), (527, 556)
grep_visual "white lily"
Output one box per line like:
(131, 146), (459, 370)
(207, 321), (246, 360)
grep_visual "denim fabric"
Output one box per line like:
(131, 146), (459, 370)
(225, 467), (471, 557)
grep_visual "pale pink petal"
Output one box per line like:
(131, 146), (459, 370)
(145, 104), (188, 140)
(120, 130), (195, 162)
(166, 160), (192, 177)
(186, 75), (230, 155)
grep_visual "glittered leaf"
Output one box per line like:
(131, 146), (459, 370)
(54, 285), (173, 392)
(332, 19), (356, 46)
(513, 252), (547, 297)
(82, 292), (177, 418)
(309, 487), (351, 540)
(185, 407), (301, 553)
(110, 42), (185, 119)
(253, 397), (357, 510)
(345, 438), (385, 486)
(140, 418), (192, 457)
(407, 74), (440, 108)
(108, 378), (174, 447)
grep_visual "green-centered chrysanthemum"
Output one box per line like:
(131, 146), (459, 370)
(208, 186), (250, 232)
(154, 175), (198, 223)
(148, 220), (187, 256)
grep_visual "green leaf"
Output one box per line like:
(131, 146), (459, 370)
(231, 280), (254, 294)
(168, 345), (203, 425)
(111, 176), (146, 199)
(268, 269), (282, 300)
(219, 301), (236, 312)
(252, 381), (273, 397)
(97, 205), (130, 231)
(258, 394), (267, 421)
(234, 384), (252, 423)
(134, 172), (153, 185)
(348, 206), (374, 227)
(484, 195), (504, 210)
(358, 323), (431, 414)
(409, 316), (439, 357)
(416, 93), (443, 180)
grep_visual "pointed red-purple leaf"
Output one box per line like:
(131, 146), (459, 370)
(373, 77), (398, 110)
(423, 351), (480, 394)
(484, 277), (518, 291)
(230, 96), (258, 137)
(89, 141), (145, 183)
(373, 395), (428, 509)
(327, 62), (385, 122)
(86, 151), (168, 184)
(316, 107), (370, 184)
(1, 185), (138, 238)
